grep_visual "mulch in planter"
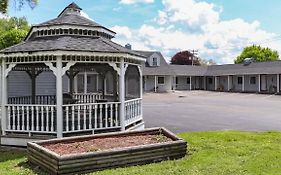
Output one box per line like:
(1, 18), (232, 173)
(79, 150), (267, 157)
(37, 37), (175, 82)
(42, 134), (173, 156)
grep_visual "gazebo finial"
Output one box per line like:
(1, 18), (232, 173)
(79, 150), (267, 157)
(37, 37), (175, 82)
(66, 2), (82, 10)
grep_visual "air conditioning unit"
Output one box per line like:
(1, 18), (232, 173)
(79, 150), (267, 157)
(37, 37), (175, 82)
(243, 57), (254, 66)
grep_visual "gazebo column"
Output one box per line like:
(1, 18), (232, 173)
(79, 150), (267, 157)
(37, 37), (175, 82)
(26, 67), (43, 104)
(101, 73), (106, 98)
(56, 58), (63, 138)
(45, 59), (75, 138)
(66, 68), (79, 94)
(1, 62), (16, 135)
(119, 59), (128, 131)
(1, 62), (7, 135)
(137, 66), (143, 98)
(112, 70), (118, 101)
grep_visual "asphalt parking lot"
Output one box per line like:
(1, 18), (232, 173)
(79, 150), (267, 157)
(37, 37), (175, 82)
(143, 91), (281, 133)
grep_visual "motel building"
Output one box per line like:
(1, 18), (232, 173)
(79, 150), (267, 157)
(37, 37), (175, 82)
(141, 52), (281, 94)
(0, 3), (145, 146)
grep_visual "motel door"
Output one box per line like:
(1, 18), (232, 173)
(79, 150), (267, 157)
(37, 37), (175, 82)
(261, 75), (267, 91)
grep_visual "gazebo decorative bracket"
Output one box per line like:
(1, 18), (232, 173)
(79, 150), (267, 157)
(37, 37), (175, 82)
(45, 62), (76, 77)
(137, 65), (142, 76)
(5, 63), (17, 77)
(124, 64), (128, 73)
(108, 63), (120, 76)
(45, 62), (58, 76)
(62, 62), (76, 76)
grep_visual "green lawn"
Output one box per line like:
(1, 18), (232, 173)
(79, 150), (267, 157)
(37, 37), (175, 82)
(0, 131), (281, 175)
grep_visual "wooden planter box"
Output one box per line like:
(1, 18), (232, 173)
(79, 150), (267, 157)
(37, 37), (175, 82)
(27, 127), (187, 175)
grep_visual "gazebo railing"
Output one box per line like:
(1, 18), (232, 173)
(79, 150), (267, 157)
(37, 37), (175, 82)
(5, 104), (57, 134)
(124, 98), (142, 126)
(72, 93), (103, 104)
(8, 95), (56, 105)
(4, 98), (142, 136)
(7, 93), (103, 105)
(62, 102), (121, 134)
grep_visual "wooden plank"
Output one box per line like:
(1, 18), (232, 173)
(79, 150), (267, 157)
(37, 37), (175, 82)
(60, 141), (186, 160)
(28, 155), (57, 175)
(27, 147), (58, 166)
(59, 144), (186, 165)
(58, 152), (185, 174)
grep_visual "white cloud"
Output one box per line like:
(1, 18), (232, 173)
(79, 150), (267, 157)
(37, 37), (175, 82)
(113, 0), (281, 64)
(119, 0), (154, 5)
(110, 26), (133, 39)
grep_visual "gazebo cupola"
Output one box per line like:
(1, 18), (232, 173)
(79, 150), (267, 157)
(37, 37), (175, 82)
(26, 2), (116, 41)
(0, 2), (145, 146)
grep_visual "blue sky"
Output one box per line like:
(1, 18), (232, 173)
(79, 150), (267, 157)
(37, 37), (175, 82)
(5, 0), (281, 64)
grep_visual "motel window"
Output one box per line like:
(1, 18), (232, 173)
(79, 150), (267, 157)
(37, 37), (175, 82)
(152, 57), (158, 66)
(158, 76), (165, 84)
(186, 77), (190, 84)
(208, 78), (213, 84)
(238, 77), (243, 84)
(250, 77), (256, 84)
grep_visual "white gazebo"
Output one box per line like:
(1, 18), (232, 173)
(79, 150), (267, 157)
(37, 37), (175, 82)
(0, 3), (145, 146)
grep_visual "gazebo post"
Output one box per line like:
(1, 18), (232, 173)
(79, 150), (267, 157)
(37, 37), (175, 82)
(138, 66), (143, 98)
(69, 68), (74, 94)
(101, 73), (106, 99)
(1, 61), (7, 135)
(66, 68), (79, 95)
(112, 70), (118, 101)
(119, 58), (127, 131)
(56, 57), (63, 138)
(25, 66), (43, 104)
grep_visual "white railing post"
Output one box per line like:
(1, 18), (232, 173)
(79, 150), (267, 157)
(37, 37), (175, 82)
(119, 58), (126, 131)
(56, 57), (63, 138)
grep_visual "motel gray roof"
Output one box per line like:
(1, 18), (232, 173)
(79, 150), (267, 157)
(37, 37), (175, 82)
(138, 49), (281, 76)
(206, 60), (281, 76)
(135, 51), (175, 76)
(170, 65), (207, 76)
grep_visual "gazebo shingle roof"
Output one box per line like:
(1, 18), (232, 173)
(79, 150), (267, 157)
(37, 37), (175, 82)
(1, 35), (144, 57)
(0, 3), (146, 59)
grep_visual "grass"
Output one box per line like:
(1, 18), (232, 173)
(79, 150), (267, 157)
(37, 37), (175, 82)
(0, 131), (280, 175)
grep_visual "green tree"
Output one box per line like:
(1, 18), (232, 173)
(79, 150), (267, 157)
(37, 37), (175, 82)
(0, 0), (38, 14)
(235, 45), (279, 64)
(0, 17), (30, 50)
